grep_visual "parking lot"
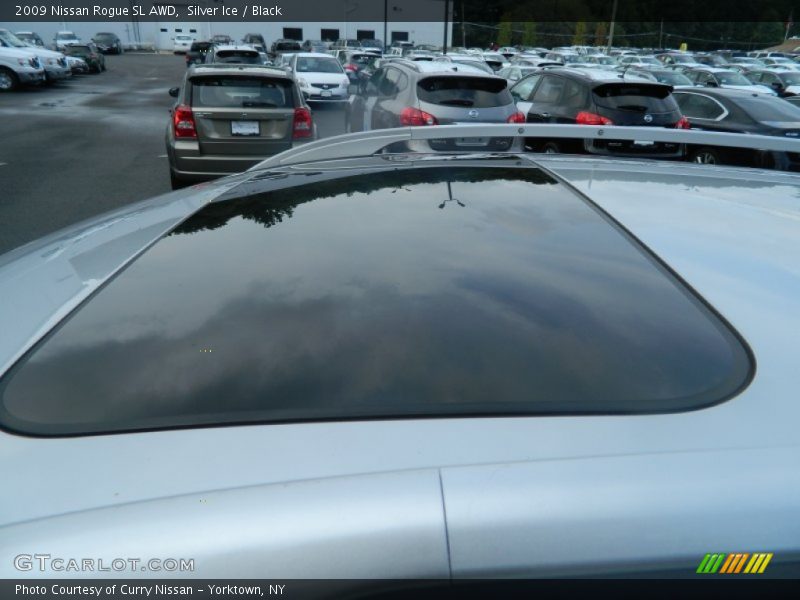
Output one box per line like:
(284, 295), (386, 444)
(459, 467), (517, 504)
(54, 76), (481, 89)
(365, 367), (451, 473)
(0, 53), (347, 256)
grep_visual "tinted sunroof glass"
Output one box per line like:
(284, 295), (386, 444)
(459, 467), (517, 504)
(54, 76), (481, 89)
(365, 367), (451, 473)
(0, 166), (752, 436)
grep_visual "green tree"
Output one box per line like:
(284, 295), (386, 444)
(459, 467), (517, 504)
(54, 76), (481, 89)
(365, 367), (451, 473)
(522, 22), (537, 47)
(594, 21), (607, 47)
(497, 21), (513, 46)
(573, 21), (587, 45)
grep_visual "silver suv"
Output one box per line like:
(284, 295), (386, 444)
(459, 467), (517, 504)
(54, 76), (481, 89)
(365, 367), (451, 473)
(165, 65), (316, 188)
(345, 59), (525, 151)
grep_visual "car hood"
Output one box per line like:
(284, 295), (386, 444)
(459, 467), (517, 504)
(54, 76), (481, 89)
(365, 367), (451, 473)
(784, 84), (800, 94)
(724, 84), (776, 94)
(0, 46), (41, 60)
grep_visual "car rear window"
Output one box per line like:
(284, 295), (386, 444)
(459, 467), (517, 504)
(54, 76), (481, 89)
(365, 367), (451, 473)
(190, 76), (293, 108)
(214, 50), (261, 64)
(417, 76), (511, 108)
(0, 166), (752, 436)
(734, 96), (800, 121)
(593, 84), (678, 112)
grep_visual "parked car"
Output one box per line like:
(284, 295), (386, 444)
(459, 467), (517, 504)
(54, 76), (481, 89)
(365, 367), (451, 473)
(13, 31), (44, 47)
(585, 55), (619, 70)
(336, 50), (382, 83)
(683, 67), (776, 95)
(65, 55), (89, 75)
(762, 57), (799, 69)
(509, 68), (688, 156)
(497, 65), (542, 83)
(617, 55), (662, 68)
(62, 43), (105, 73)
(269, 39), (302, 58)
(434, 55), (496, 74)
(210, 34), (233, 45)
(242, 33), (266, 52)
(359, 39), (384, 53)
(332, 39), (362, 50)
(301, 39), (329, 53)
(92, 32), (123, 54)
(625, 67), (694, 88)
(481, 52), (508, 71)
(656, 52), (704, 70)
(287, 52), (351, 103)
(745, 69), (800, 97)
(693, 53), (730, 67)
(1, 124), (798, 581)
(0, 45), (44, 91)
(53, 31), (80, 51)
(185, 41), (212, 67)
(173, 35), (194, 54)
(728, 56), (766, 68)
(674, 88), (800, 169)
(345, 60), (524, 152)
(205, 45), (263, 65)
(165, 64), (315, 188)
(0, 29), (71, 83)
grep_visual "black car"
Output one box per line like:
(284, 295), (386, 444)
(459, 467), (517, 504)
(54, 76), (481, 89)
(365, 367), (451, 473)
(63, 43), (106, 73)
(242, 33), (266, 52)
(744, 69), (800, 97)
(270, 39), (302, 58)
(185, 41), (212, 67)
(674, 88), (800, 170)
(92, 32), (122, 54)
(510, 68), (688, 157)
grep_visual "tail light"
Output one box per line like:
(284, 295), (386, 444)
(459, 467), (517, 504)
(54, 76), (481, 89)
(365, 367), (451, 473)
(400, 107), (438, 126)
(292, 107), (313, 139)
(506, 111), (526, 123)
(344, 63), (358, 72)
(575, 111), (614, 125)
(172, 104), (196, 139)
(674, 116), (691, 129)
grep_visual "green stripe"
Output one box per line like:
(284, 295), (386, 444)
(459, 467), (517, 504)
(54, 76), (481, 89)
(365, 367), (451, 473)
(710, 554), (726, 573)
(697, 554), (713, 573)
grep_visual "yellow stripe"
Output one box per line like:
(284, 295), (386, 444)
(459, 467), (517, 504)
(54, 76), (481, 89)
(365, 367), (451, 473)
(744, 554), (760, 573)
(734, 553), (749, 573)
(720, 554), (736, 574)
(758, 553), (773, 574)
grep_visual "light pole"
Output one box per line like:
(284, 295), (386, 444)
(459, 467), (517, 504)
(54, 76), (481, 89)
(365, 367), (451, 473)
(443, 0), (450, 53)
(607, 0), (618, 52)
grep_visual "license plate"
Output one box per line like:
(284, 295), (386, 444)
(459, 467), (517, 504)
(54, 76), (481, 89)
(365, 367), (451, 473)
(231, 121), (259, 136)
(455, 137), (489, 146)
(321, 90), (332, 97)
(633, 140), (655, 146)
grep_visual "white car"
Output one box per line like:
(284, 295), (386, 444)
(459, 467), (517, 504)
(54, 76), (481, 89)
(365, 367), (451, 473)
(53, 31), (80, 51)
(0, 45), (44, 90)
(288, 52), (350, 102)
(173, 35), (194, 54)
(0, 29), (70, 83)
(0, 126), (798, 581)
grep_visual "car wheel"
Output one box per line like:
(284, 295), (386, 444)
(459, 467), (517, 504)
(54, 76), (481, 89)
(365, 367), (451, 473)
(542, 141), (561, 154)
(690, 147), (721, 165)
(0, 68), (19, 92)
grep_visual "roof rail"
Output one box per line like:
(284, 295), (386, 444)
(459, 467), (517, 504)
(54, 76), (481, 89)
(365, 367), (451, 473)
(252, 124), (800, 170)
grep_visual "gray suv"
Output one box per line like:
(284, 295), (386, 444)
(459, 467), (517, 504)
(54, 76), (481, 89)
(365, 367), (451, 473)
(165, 65), (315, 188)
(345, 59), (525, 152)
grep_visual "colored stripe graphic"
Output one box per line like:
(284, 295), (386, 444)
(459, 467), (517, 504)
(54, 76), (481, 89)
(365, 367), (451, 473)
(697, 553), (726, 573)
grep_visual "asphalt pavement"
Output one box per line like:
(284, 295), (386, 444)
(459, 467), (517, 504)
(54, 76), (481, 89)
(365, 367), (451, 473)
(0, 53), (347, 256)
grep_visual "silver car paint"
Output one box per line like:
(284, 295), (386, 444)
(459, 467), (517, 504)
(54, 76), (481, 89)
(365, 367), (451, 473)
(0, 155), (799, 577)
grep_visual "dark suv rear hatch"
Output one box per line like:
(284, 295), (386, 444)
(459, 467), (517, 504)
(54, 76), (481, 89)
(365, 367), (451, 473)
(592, 83), (682, 126)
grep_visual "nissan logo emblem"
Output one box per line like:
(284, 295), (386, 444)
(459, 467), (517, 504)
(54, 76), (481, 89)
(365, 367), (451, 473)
(643, 114), (654, 123)
(468, 109), (479, 118)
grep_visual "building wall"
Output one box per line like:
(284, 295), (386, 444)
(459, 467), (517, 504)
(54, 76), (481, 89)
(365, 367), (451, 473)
(3, 21), (454, 50)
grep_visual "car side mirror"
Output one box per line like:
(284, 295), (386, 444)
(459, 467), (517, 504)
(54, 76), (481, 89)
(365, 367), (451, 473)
(168, 87), (179, 97)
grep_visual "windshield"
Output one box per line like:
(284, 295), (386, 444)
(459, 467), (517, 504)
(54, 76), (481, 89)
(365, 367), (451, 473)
(56, 32), (77, 40)
(716, 71), (755, 85)
(0, 30), (29, 48)
(779, 72), (800, 84)
(653, 71), (693, 85)
(672, 55), (696, 63)
(296, 57), (343, 73)
(215, 51), (261, 64)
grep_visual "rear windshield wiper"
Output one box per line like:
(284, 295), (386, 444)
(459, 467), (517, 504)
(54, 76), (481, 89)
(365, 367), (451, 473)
(436, 99), (475, 107)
